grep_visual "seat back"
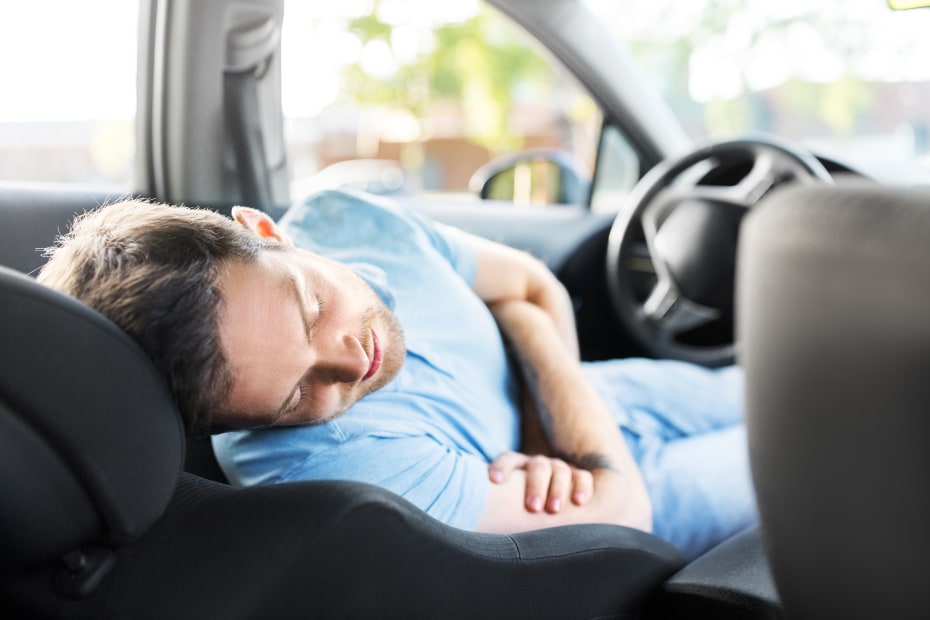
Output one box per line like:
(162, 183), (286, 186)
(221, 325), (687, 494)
(739, 184), (930, 619)
(0, 266), (184, 581)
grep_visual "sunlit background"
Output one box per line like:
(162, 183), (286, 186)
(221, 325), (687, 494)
(2, 0), (930, 191)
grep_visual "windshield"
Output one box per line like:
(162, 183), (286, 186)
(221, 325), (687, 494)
(585, 0), (930, 184)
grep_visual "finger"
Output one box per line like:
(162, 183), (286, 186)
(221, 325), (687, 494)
(545, 459), (573, 513)
(571, 468), (595, 505)
(488, 451), (527, 483)
(523, 455), (553, 513)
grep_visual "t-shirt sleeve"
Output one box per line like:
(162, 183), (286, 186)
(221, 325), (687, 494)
(404, 209), (479, 285)
(213, 424), (490, 530)
(280, 188), (480, 286)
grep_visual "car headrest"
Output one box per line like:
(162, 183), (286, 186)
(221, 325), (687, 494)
(738, 183), (930, 619)
(0, 266), (185, 570)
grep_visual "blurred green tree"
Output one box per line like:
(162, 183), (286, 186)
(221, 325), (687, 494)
(340, 2), (551, 152)
(615, 0), (875, 140)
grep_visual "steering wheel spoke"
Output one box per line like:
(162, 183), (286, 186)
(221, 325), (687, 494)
(734, 151), (782, 205)
(641, 279), (720, 338)
(678, 153), (779, 209)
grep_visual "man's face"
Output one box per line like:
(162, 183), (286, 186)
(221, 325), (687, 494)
(215, 245), (405, 429)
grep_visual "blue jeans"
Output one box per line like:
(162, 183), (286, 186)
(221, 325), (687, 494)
(584, 359), (756, 559)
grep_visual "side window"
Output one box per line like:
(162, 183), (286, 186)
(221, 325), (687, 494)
(0, 0), (138, 187)
(281, 0), (601, 205)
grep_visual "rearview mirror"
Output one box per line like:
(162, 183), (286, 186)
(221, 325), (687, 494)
(888, 0), (930, 9)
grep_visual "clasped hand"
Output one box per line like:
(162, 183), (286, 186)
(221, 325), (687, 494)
(488, 451), (593, 514)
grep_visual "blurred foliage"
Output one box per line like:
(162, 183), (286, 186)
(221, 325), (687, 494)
(619, 0), (875, 140)
(342, 2), (550, 152)
(335, 0), (887, 151)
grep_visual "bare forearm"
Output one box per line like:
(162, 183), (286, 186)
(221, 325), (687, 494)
(491, 299), (652, 530)
(468, 232), (580, 359)
(518, 390), (551, 455)
(523, 269), (580, 360)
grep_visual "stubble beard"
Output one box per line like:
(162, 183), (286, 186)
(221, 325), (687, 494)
(362, 299), (406, 396)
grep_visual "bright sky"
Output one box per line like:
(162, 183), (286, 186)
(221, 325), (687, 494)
(4, 0), (930, 120)
(0, 0), (139, 121)
(585, 0), (930, 102)
(0, 0), (481, 121)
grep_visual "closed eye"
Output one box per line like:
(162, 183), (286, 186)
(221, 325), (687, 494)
(310, 294), (325, 333)
(281, 383), (308, 419)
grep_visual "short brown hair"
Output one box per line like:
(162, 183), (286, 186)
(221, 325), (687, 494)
(39, 199), (272, 436)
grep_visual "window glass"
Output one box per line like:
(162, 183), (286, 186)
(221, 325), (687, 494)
(586, 0), (930, 184)
(0, 0), (138, 186)
(281, 0), (601, 204)
(590, 123), (640, 213)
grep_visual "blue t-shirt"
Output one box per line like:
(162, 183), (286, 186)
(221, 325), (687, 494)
(213, 189), (521, 528)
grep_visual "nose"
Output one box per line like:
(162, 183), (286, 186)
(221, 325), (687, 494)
(313, 332), (370, 384)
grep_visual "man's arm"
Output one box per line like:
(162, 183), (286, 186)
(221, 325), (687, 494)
(464, 234), (652, 534)
(475, 300), (651, 533)
(467, 233), (580, 359)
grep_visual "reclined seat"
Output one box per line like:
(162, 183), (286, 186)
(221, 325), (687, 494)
(0, 265), (685, 618)
(739, 183), (930, 619)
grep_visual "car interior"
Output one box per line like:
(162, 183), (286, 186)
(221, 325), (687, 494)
(2, 0), (928, 618)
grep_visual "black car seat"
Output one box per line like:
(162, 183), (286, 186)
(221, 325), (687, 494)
(0, 265), (685, 619)
(739, 183), (930, 619)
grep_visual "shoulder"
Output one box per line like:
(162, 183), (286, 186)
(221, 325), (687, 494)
(280, 189), (425, 249)
(280, 189), (477, 279)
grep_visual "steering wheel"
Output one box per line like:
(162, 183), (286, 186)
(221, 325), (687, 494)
(605, 137), (833, 366)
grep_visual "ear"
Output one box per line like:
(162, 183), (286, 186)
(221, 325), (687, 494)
(231, 206), (294, 246)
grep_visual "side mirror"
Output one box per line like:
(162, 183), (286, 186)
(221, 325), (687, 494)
(469, 148), (590, 205)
